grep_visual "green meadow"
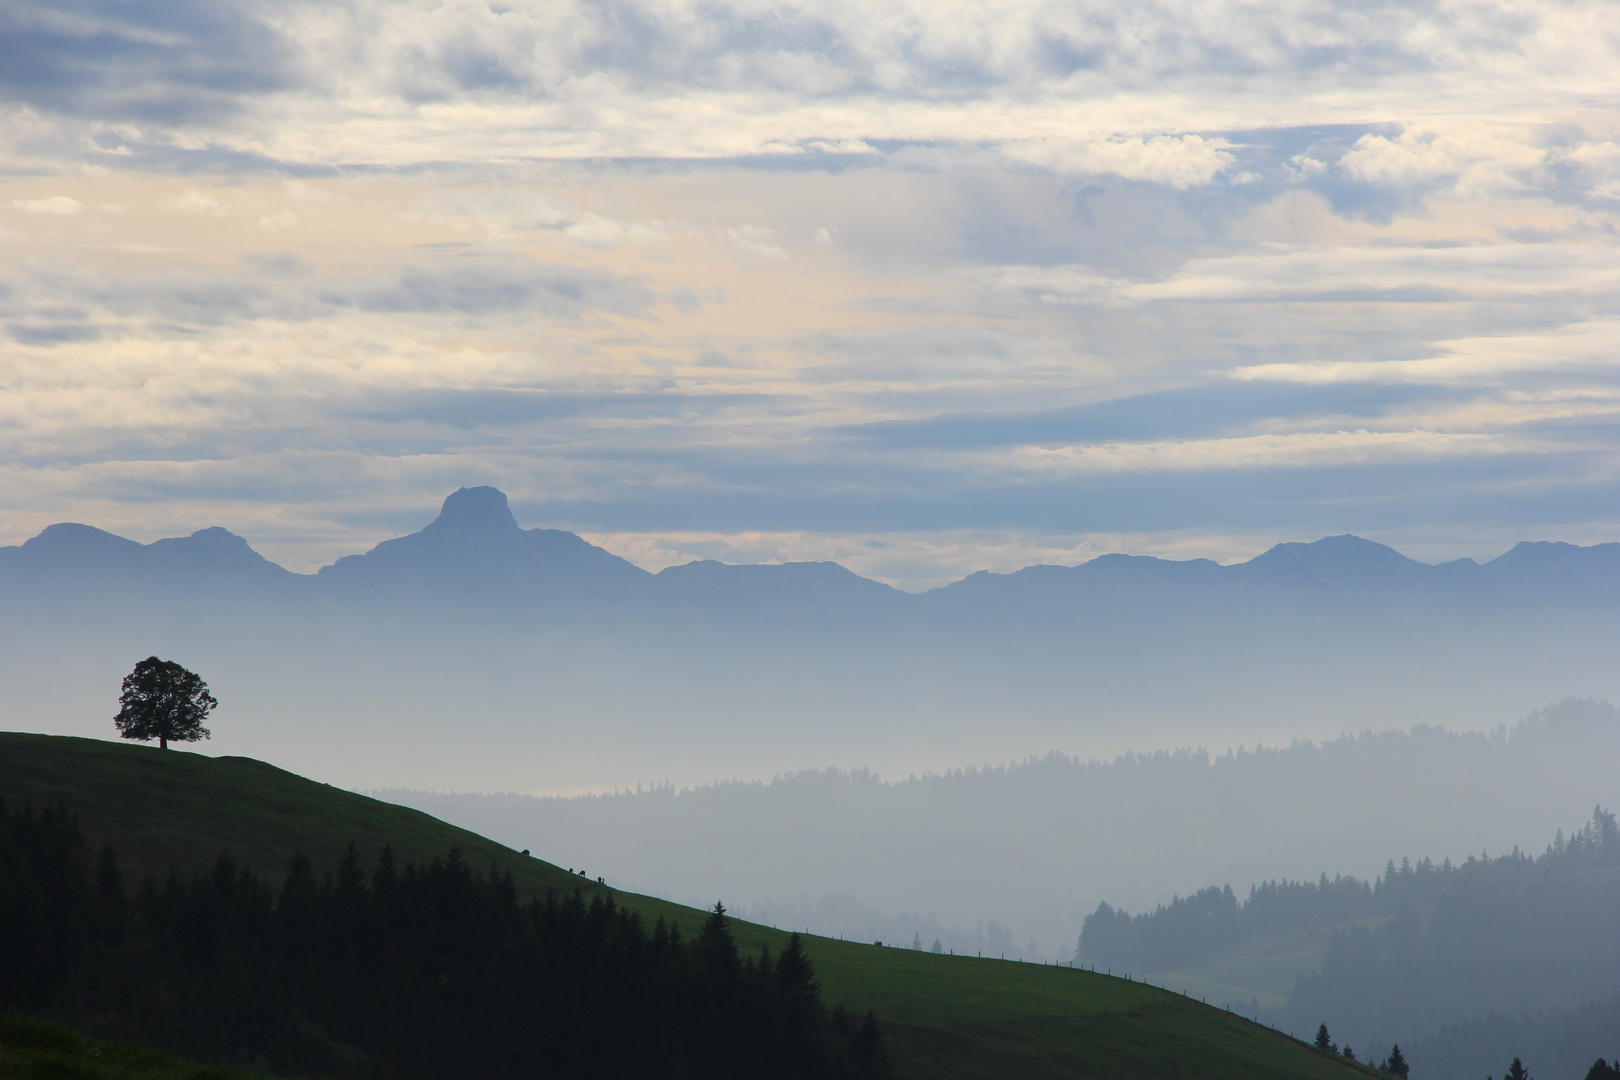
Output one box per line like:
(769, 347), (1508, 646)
(1147, 918), (1395, 1011)
(1, 731), (1380, 1079)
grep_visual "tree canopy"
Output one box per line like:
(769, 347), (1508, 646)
(113, 657), (217, 750)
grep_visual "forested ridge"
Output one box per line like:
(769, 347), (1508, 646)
(0, 798), (888, 1080)
(1080, 808), (1620, 1078)
(1080, 873), (1392, 975)
(1278, 807), (1620, 1046)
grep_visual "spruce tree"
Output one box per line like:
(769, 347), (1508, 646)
(1505, 1057), (1532, 1080)
(698, 900), (741, 980)
(1383, 1043), (1410, 1077)
(1314, 1024), (1335, 1052)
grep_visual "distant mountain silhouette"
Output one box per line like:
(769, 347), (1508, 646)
(317, 487), (650, 608)
(1237, 534), (1440, 593)
(6, 485), (1620, 618)
(5, 485), (1620, 786)
(0, 522), (296, 601)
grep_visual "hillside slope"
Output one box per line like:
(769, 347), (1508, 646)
(0, 732), (1376, 1080)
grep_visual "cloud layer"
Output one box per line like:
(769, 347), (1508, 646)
(2, 0), (1620, 586)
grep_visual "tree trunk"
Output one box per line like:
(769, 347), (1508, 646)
(160, 736), (167, 750)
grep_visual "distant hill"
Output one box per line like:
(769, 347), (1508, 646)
(377, 698), (1620, 966)
(1070, 799), (1620, 1080)
(0, 732), (1375, 1080)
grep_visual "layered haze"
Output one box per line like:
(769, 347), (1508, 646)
(4, 486), (1619, 970)
(7, 6), (1620, 1071)
(7, 486), (1620, 793)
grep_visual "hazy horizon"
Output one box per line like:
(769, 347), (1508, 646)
(12, 488), (1616, 593)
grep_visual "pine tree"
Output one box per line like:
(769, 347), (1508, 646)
(1315, 1024), (1335, 1052)
(1505, 1056), (1532, 1080)
(1382, 1043), (1410, 1077)
(698, 900), (740, 980)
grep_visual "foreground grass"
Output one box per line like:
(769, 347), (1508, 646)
(0, 1016), (286, 1080)
(1, 731), (1378, 1079)
(806, 943), (1386, 1080)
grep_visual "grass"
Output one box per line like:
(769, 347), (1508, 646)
(0, 1015), (287, 1080)
(2, 731), (1383, 1079)
(1147, 919), (1393, 1010)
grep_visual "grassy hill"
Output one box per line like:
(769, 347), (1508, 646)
(1, 732), (1380, 1080)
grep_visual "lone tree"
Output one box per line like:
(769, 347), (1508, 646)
(114, 657), (217, 750)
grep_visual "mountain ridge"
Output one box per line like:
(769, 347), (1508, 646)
(4, 485), (1614, 602)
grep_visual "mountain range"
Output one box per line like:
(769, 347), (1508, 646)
(8, 484), (1620, 612)
(3, 486), (1619, 798)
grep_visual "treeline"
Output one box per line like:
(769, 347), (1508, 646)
(1405, 996), (1620, 1080)
(0, 798), (888, 1080)
(1078, 872), (1403, 973)
(1277, 807), (1620, 1054)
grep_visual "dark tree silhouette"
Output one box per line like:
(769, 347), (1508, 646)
(0, 804), (890, 1080)
(1505, 1057), (1532, 1080)
(1585, 1061), (1620, 1080)
(1382, 1043), (1410, 1077)
(1315, 1024), (1335, 1052)
(113, 657), (217, 750)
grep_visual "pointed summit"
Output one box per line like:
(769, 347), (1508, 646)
(427, 486), (519, 535)
(1240, 534), (1432, 593)
(315, 486), (652, 604)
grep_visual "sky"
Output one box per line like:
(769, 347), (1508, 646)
(3, 0), (1620, 590)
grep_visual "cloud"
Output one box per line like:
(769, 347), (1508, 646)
(257, 211), (298, 232)
(328, 253), (657, 320)
(11, 196), (81, 215)
(665, 285), (729, 314)
(727, 225), (787, 260)
(7, 321), (101, 345)
(1006, 428), (1505, 476)
(1120, 244), (1620, 303)
(0, 250), (659, 345)
(348, 388), (763, 431)
(1, 0), (1607, 176)
(1230, 319), (1620, 387)
(0, 0), (292, 123)
(168, 188), (230, 215)
(841, 382), (1467, 450)
(1002, 135), (1235, 188)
